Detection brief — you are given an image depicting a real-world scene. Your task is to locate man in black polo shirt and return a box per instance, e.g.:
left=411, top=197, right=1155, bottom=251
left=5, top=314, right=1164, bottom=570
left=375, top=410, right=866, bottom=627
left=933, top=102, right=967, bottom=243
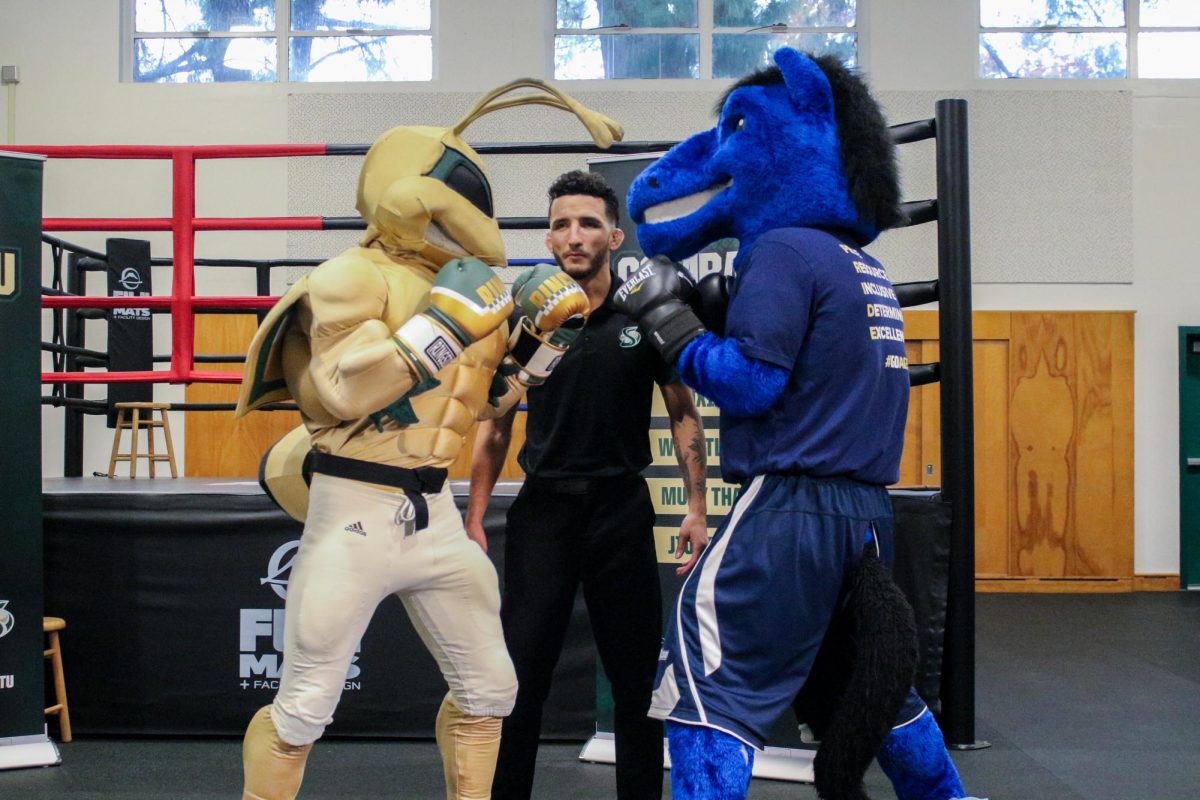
left=465, top=170, right=709, bottom=800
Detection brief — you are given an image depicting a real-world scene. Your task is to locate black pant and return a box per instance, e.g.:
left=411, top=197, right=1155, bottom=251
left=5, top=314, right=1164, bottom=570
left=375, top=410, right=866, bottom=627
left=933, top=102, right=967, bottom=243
left=493, top=474, right=664, bottom=800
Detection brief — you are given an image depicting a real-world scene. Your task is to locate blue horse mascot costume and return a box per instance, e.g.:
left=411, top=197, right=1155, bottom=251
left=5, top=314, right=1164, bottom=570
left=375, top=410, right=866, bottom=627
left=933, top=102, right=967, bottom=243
left=613, top=48, right=982, bottom=800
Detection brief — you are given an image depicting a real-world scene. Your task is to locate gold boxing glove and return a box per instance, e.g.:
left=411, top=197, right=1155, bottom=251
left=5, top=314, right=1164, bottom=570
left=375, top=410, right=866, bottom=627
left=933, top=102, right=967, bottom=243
left=504, top=263, right=589, bottom=385
left=394, top=258, right=513, bottom=383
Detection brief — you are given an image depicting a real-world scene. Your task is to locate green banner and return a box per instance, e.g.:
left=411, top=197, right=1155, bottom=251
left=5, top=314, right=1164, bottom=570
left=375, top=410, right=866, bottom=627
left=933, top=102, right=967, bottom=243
left=0, top=152, right=47, bottom=745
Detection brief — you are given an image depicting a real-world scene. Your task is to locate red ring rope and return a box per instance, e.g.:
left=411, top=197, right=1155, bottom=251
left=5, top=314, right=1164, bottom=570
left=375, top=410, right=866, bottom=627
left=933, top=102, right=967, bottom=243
left=8, top=143, right=335, bottom=385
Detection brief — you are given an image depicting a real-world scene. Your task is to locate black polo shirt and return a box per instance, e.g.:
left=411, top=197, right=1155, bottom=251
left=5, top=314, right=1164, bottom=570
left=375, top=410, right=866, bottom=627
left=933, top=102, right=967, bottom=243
left=518, top=269, right=676, bottom=479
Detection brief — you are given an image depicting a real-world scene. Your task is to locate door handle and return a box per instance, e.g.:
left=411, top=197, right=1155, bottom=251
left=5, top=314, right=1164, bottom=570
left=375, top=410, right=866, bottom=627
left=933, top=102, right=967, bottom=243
left=1188, top=458, right=1200, bottom=467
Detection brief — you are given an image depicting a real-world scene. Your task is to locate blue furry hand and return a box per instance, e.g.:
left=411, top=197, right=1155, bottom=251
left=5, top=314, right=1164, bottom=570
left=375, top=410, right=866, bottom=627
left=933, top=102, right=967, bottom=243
left=614, top=256, right=706, bottom=363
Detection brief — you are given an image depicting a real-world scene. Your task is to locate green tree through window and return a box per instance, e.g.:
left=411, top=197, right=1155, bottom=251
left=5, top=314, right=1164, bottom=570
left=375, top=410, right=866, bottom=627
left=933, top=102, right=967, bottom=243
left=132, top=0, right=430, bottom=83
left=979, top=0, right=1200, bottom=79
left=555, top=0, right=855, bottom=80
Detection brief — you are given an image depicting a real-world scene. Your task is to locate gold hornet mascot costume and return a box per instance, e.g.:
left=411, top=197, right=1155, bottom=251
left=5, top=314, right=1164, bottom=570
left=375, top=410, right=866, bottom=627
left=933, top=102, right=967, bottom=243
left=235, top=81, right=622, bottom=800
left=614, top=49, right=984, bottom=800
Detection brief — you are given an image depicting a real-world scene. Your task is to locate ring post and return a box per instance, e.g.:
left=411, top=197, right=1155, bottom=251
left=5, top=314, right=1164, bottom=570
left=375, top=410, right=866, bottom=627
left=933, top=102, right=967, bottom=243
left=0, top=150, right=60, bottom=769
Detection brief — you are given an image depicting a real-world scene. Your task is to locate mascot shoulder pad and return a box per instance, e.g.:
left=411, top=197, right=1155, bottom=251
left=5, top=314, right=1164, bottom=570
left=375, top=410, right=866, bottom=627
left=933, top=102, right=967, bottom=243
left=307, top=253, right=388, bottom=305
left=235, top=277, right=309, bottom=418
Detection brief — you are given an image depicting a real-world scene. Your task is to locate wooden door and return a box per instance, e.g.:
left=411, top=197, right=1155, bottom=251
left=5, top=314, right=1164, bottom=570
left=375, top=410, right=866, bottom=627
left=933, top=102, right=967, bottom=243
left=902, top=311, right=1133, bottom=587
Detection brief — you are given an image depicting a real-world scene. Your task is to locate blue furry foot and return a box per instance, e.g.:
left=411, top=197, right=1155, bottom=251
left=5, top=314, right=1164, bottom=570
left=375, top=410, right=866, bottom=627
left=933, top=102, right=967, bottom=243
left=666, top=721, right=754, bottom=800
left=875, top=710, right=968, bottom=800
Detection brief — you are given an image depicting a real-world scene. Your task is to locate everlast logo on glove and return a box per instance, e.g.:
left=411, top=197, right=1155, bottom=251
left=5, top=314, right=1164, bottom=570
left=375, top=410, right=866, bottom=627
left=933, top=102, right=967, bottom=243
left=615, top=263, right=655, bottom=303
left=613, top=257, right=705, bottom=363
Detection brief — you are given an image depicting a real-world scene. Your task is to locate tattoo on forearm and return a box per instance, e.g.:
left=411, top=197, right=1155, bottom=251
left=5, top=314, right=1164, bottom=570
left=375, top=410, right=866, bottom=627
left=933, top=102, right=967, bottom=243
left=675, top=430, right=707, bottom=497
left=674, top=446, right=691, bottom=495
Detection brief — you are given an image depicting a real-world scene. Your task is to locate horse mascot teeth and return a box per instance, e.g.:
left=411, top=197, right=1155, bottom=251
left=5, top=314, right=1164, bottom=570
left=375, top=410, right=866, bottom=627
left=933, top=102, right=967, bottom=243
left=616, top=47, right=981, bottom=800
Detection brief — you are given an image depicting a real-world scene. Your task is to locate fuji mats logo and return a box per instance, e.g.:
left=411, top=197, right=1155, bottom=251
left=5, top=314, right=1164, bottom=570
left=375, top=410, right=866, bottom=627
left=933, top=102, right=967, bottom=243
left=238, top=541, right=361, bottom=691
left=0, top=600, right=13, bottom=638
left=260, top=540, right=300, bottom=601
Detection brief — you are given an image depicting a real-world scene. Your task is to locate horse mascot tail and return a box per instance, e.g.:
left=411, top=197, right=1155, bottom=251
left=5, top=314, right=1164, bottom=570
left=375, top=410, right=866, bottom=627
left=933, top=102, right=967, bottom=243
left=802, top=551, right=919, bottom=800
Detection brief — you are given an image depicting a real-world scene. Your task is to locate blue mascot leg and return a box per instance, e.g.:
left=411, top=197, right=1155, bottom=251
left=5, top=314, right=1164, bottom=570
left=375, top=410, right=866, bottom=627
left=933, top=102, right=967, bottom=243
left=666, top=721, right=754, bottom=800
left=875, top=707, right=967, bottom=800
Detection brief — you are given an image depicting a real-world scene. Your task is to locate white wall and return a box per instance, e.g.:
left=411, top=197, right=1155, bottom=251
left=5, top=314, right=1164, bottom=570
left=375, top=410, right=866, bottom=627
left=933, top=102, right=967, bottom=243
left=2, top=0, right=1193, bottom=574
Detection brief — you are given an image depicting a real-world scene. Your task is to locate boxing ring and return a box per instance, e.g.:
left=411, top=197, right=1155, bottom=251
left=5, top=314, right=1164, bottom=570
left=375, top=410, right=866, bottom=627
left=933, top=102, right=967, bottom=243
left=2, top=137, right=678, bottom=755
left=1, top=101, right=977, bottom=768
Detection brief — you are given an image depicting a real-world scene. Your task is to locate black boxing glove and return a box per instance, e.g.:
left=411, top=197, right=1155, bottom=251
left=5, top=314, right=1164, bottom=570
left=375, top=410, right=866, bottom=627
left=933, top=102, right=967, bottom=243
left=688, top=271, right=731, bottom=337
left=614, top=256, right=705, bottom=362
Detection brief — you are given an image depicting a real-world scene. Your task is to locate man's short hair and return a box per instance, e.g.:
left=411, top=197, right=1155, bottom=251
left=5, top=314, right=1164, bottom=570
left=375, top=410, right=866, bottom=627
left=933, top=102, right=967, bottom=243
left=547, top=170, right=620, bottom=226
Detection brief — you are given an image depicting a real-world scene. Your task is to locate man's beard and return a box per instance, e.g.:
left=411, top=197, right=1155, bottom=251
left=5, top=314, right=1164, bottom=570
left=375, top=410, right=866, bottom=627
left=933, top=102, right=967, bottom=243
left=557, top=248, right=609, bottom=281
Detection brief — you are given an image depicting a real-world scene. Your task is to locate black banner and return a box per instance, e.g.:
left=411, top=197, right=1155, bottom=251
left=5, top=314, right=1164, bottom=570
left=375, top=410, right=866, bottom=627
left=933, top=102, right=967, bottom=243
left=105, top=238, right=153, bottom=425
left=0, top=153, right=47, bottom=742
left=890, top=491, right=953, bottom=713
left=42, top=487, right=596, bottom=738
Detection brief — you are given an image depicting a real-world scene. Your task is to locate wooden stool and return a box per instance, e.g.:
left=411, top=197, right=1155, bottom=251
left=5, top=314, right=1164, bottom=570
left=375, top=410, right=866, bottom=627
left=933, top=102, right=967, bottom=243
left=108, top=402, right=178, bottom=478
left=43, top=617, right=72, bottom=742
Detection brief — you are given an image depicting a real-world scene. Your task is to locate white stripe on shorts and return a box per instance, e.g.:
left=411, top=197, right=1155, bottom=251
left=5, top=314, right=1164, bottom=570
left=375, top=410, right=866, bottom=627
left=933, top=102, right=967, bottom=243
left=696, top=475, right=763, bottom=676
left=673, top=475, right=765, bottom=723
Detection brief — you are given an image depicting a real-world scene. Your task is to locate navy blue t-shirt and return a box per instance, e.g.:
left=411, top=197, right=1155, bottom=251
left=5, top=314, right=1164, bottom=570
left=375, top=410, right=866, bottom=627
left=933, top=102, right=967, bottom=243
left=719, top=227, right=910, bottom=486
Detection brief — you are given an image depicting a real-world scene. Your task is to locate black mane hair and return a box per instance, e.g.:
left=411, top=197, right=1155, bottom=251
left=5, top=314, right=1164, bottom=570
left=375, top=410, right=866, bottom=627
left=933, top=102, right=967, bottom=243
left=715, top=54, right=903, bottom=234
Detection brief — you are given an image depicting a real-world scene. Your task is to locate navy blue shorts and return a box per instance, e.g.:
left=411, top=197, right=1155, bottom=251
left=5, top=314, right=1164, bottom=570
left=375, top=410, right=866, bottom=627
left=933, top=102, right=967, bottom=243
left=648, top=472, right=904, bottom=748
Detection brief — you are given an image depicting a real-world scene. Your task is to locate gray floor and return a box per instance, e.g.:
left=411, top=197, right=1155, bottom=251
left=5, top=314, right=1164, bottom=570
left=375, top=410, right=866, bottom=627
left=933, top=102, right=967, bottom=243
left=5, top=593, right=1200, bottom=799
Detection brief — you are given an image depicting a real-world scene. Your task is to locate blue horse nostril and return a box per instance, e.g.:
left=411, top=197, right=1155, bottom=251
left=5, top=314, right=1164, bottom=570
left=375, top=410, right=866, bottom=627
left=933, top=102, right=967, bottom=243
left=648, top=177, right=660, bottom=188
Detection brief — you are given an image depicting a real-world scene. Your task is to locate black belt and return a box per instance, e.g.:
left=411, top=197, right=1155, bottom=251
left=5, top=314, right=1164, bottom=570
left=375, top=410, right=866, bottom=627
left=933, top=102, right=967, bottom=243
left=305, top=451, right=447, bottom=531
left=522, top=473, right=640, bottom=495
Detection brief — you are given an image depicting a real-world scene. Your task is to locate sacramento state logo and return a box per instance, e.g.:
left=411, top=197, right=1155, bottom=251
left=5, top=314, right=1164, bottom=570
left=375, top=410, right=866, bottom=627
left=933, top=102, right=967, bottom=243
left=0, top=600, right=13, bottom=639
left=619, top=326, right=642, bottom=348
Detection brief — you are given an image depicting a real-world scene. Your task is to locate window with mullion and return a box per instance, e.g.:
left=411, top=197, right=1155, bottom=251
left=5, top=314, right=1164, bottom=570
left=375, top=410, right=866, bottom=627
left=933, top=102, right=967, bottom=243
left=553, top=0, right=857, bottom=80
left=979, top=0, right=1200, bottom=80
left=554, top=0, right=700, bottom=79
left=129, top=0, right=433, bottom=83
left=1138, top=0, right=1200, bottom=78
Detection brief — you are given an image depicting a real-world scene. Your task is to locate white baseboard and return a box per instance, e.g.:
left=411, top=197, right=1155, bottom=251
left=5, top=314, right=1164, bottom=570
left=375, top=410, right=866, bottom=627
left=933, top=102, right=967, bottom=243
left=0, top=732, right=61, bottom=771
left=579, top=732, right=815, bottom=784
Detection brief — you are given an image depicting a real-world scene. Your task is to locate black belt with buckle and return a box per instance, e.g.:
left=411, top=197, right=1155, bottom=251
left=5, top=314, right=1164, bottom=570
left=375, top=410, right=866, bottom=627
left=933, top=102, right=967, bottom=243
left=305, top=451, right=447, bottom=531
